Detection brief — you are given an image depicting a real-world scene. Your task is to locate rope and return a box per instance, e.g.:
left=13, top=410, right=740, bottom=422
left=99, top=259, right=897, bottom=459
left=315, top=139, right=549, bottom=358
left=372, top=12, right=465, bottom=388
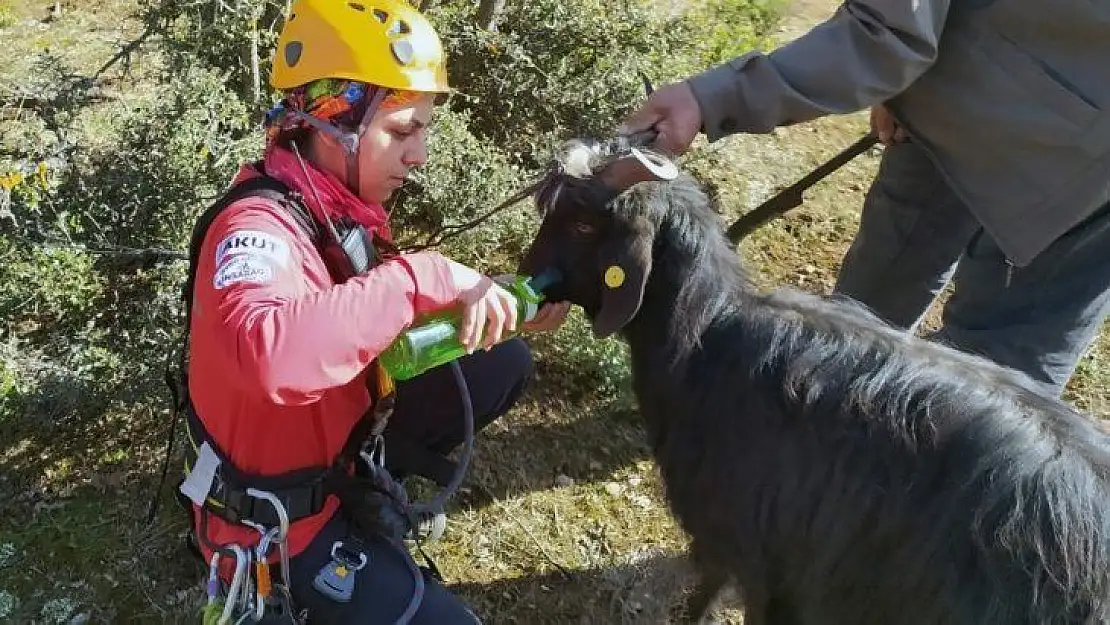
left=391, top=358, right=472, bottom=624
left=413, top=359, right=475, bottom=519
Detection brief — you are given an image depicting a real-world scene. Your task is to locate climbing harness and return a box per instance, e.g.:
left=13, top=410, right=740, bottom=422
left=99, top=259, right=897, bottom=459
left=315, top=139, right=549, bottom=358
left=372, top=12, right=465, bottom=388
left=145, top=152, right=478, bottom=624
left=183, top=357, right=475, bottom=624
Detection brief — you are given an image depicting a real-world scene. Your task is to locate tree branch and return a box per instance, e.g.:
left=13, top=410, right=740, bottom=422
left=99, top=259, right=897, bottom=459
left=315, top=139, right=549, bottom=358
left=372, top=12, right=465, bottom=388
left=94, top=23, right=159, bottom=80
left=11, top=234, right=187, bottom=262
left=476, top=0, right=506, bottom=31
left=243, top=16, right=262, bottom=111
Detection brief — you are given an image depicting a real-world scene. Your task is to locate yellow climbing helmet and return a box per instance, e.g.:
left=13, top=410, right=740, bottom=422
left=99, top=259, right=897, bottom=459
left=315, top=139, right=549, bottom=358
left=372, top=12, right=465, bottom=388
left=270, top=0, right=450, bottom=94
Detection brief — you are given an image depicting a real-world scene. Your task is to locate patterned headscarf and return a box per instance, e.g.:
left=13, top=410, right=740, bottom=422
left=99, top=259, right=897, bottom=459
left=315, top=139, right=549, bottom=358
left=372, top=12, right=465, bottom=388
left=263, top=78, right=423, bottom=147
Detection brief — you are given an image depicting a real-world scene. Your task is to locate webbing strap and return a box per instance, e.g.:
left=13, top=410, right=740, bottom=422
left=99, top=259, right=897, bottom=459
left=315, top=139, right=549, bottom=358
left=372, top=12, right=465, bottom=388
left=148, top=169, right=323, bottom=526
left=182, top=404, right=336, bottom=527
left=184, top=169, right=322, bottom=317
left=369, top=362, right=397, bottom=436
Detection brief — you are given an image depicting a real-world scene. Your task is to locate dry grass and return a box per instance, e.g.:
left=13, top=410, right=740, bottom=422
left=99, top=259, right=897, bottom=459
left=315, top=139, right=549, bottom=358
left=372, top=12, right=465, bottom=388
left=1, top=0, right=1108, bottom=623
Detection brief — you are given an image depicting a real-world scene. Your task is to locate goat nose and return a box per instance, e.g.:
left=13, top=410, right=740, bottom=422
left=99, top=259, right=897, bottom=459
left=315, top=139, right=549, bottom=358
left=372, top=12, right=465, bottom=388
left=527, top=268, right=563, bottom=294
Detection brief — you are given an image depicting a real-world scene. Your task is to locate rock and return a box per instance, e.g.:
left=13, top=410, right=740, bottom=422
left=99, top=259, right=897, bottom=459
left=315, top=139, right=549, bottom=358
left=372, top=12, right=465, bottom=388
left=554, top=474, right=575, bottom=488
left=0, top=592, right=18, bottom=620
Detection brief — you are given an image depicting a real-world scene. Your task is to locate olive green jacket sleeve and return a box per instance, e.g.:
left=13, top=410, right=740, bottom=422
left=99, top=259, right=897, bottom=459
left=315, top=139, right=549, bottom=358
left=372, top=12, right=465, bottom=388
left=687, top=0, right=952, bottom=138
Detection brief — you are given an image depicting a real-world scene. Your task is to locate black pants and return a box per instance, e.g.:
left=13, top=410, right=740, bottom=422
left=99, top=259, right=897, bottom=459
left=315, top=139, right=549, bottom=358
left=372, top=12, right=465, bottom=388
left=381, top=336, right=534, bottom=483
left=287, top=338, right=534, bottom=624
left=834, top=140, right=1110, bottom=396
left=287, top=513, right=478, bottom=624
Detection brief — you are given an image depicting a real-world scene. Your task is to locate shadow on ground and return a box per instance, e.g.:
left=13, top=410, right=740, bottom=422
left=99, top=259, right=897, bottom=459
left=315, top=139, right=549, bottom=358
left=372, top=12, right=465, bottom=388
left=447, top=548, right=742, bottom=625
left=445, top=385, right=652, bottom=511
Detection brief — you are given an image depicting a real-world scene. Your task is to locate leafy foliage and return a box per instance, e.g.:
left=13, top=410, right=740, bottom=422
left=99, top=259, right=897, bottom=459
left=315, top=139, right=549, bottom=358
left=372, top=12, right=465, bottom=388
left=0, top=240, right=104, bottom=334
left=389, top=106, right=533, bottom=268
left=135, top=0, right=288, bottom=114
left=685, top=0, right=784, bottom=67
left=430, top=0, right=680, bottom=162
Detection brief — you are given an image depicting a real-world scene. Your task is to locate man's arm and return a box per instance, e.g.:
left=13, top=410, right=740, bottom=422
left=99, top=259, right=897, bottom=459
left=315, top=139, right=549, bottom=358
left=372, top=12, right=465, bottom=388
left=688, top=0, right=952, bottom=139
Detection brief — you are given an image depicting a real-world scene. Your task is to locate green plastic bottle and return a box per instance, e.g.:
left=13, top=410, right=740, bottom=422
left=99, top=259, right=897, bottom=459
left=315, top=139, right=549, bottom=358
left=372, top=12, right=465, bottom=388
left=379, top=270, right=560, bottom=381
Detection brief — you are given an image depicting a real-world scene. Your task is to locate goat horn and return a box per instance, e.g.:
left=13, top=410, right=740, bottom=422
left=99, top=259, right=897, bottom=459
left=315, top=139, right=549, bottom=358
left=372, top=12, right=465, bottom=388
left=597, top=148, right=678, bottom=193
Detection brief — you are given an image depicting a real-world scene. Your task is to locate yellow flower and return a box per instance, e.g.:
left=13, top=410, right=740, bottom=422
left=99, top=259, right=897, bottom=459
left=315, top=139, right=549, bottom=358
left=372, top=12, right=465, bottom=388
left=0, top=171, right=25, bottom=192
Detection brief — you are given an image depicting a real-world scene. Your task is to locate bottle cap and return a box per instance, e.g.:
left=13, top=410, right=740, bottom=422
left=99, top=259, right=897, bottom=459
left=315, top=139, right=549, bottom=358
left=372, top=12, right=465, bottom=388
left=527, top=268, right=562, bottom=295
left=522, top=300, right=539, bottom=323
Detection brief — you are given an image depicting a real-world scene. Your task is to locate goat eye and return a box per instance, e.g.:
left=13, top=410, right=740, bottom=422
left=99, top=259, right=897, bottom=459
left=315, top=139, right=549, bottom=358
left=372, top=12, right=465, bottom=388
left=572, top=221, right=597, bottom=237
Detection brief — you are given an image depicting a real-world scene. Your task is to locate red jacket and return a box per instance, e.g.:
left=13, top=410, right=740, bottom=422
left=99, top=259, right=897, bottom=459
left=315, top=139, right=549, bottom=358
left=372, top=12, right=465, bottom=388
left=187, top=145, right=463, bottom=564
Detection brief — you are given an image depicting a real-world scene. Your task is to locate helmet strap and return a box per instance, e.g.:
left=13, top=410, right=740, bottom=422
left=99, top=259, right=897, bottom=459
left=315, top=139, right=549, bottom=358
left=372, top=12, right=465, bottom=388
left=345, top=87, right=391, bottom=198
left=284, top=86, right=391, bottom=198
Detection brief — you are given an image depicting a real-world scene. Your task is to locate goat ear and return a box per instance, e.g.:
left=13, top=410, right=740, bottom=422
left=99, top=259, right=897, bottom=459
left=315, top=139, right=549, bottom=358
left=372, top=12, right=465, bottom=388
left=591, top=216, right=654, bottom=338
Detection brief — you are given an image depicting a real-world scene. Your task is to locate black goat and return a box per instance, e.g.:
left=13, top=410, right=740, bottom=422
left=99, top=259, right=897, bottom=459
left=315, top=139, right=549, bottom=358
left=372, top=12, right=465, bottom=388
left=518, top=145, right=1110, bottom=624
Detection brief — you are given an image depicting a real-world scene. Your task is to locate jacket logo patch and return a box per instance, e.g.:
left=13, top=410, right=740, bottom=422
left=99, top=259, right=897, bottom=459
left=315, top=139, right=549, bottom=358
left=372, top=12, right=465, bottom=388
left=213, top=255, right=275, bottom=290
left=214, top=230, right=290, bottom=268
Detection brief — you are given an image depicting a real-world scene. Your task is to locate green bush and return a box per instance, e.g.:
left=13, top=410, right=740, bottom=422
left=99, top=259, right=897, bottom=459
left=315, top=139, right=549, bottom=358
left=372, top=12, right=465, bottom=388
left=429, top=1, right=689, bottom=166
left=684, top=0, right=786, bottom=68
left=527, top=309, right=634, bottom=402
left=0, top=240, right=105, bottom=339
left=0, top=352, right=23, bottom=415
left=389, top=106, right=534, bottom=271
left=139, top=0, right=288, bottom=115
left=0, top=57, right=256, bottom=415
left=38, top=66, right=258, bottom=251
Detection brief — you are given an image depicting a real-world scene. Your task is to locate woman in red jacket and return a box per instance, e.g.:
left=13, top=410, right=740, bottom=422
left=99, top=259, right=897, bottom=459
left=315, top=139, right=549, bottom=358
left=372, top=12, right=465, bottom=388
left=181, top=0, right=569, bottom=621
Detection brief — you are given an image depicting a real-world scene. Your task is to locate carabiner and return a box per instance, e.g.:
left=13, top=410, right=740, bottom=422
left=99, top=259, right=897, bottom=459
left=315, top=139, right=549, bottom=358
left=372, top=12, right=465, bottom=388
left=360, top=433, right=387, bottom=470
left=246, top=489, right=293, bottom=592
left=251, top=526, right=282, bottom=621
left=219, top=545, right=250, bottom=625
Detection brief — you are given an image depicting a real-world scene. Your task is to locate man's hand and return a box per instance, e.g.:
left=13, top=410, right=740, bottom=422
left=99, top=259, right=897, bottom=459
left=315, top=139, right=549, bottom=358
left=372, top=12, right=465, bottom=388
left=871, top=104, right=910, bottom=146
left=616, top=81, right=703, bottom=156
left=523, top=301, right=571, bottom=333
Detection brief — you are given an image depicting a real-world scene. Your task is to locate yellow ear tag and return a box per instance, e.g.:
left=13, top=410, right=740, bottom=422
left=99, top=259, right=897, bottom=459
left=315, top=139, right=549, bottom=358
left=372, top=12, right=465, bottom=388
left=604, top=265, right=625, bottom=289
